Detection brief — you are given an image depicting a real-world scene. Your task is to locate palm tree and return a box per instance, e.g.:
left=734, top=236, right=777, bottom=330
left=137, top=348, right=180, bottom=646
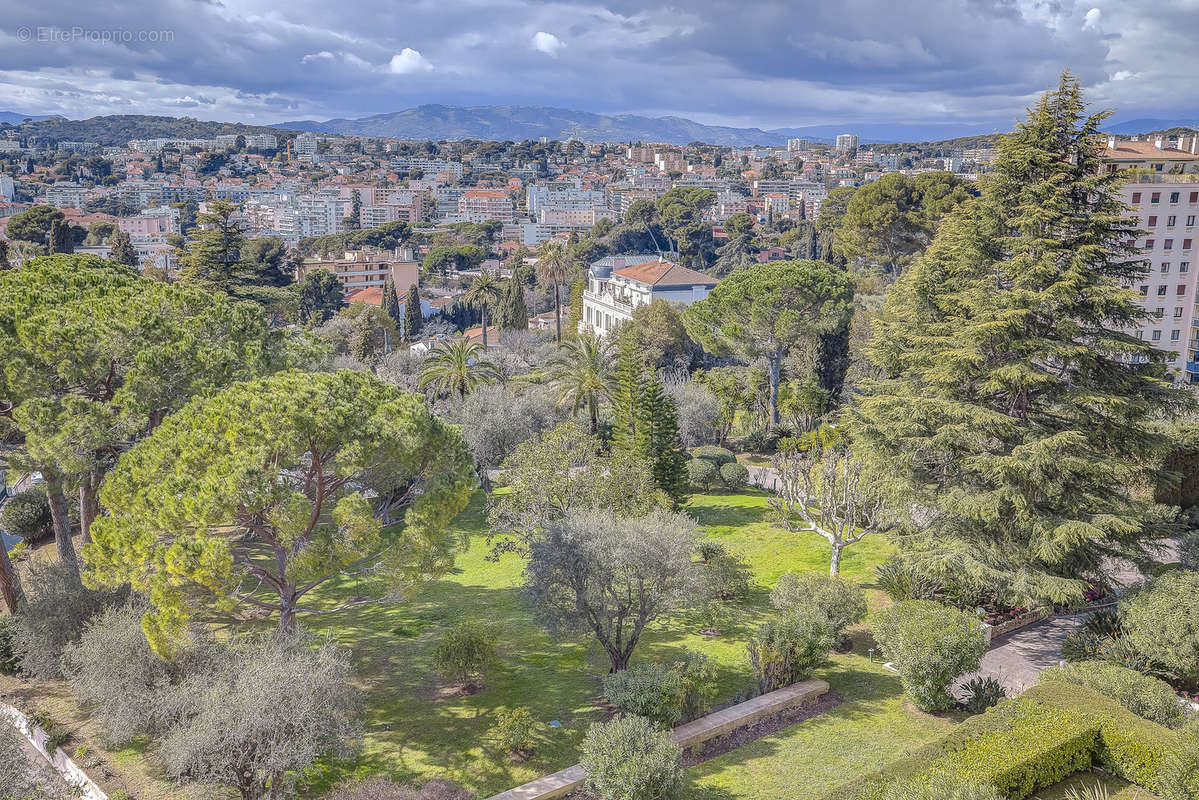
left=545, top=331, right=614, bottom=433
left=418, top=338, right=500, bottom=398
left=536, top=240, right=575, bottom=343
left=463, top=273, right=504, bottom=348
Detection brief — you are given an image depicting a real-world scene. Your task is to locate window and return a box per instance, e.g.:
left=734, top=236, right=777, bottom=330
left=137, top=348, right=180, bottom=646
left=1149, top=216, right=1158, bottom=226
left=1171, top=192, right=1181, bottom=203
left=1191, top=192, right=1199, bottom=203
left=1140, top=285, right=1149, bottom=295
left=1176, top=307, right=1185, bottom=318
left=1183, top=262, right=1191, bottom=273
left=1185, top=240, right=1194, bottom=250
left=1189, top=216, right=1197, bottom=226
left=1152, top=330, right=1163, bottom=341
left=1179, top=284, right=1188, bottom=295
left=1156, top=307, right=1165, bottom=317
left=1158, top=285, right=1169, bottom=295
left=1152, top=192, right=1161, bottom=203
left=1132, top=192, right=1142, bottom=203
left=1161, top=263, right=1171, bottom=273
left=1136, top=330, right=1145, bottom=339
left=1166, top=239, right=1175, bottom=250
left=1173, top=330, right=1182, bottom=341
left=1147, top=239, right=1156, bottom=249
left=1168, top=216, right=1177, bottom=226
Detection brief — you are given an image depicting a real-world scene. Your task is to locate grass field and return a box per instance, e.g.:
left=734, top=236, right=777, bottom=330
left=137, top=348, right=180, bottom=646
left=3, top=489, right=918, bottom=800
left=294, top=488, right=899, bottom=796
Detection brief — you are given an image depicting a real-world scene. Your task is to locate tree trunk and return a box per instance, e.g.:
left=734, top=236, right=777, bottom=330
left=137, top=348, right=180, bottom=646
left=0, top=541, right=20, bottom=613
left=278, top=591, right=298, bottom=634
left=43, top=472, right=77, bottom=567
left=829, top=541, right=843, bottom=577
left=481, top=306, right=488, bottom=348
left=78, top=469, right=101, bottom=545
left=553, top=284, right=562, bottom=343
left=766, top=350, right=781, bottom=428
left=589, top=397, right=598, bottom=434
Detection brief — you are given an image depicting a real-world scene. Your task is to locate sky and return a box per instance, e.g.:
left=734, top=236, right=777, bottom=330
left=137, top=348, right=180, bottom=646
left=0, top=0, right=1197, bottom=131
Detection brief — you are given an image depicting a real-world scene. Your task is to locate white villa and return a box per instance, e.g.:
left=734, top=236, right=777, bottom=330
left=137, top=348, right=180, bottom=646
left=580, top=254, right=718, bottom=336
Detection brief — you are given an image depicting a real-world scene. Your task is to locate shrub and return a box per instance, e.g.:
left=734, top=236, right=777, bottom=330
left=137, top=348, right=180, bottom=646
left=1039, top=661, right=1189, bottom=729
left=676, top=650, right=719, bottom=722
left=579, top=715, right=683, bottom=800
left=874, top=556, right=938, bottom=602
left=959, top=676, right=1007, bottom=714
left=0, top=490, right=53, bottom=543
left=883, top=774, right=1004, bottom=800
left=873, top=600, right=987, bottom=712
left=687, top=458, right=718, bottom=490
left=6, top=540, right=28, bottom=562
left=695, top=540, right=726, bottom=562
left=690, top=446, right=736, bottom=465
left=491, top=706, right=537, bottom=754
left=603, top=663, right=686, bottom=728
left=719, top=461, right=749, bottom=489
left=702, top=552, right=752, bottom=601
left=694, top=599, right=732, bottom=634
left=11, top=558, right=128, bottom=679
left=0, top=616, right=20, bottom=676
left=1159, top=721, right=1199, bottom=800
left=747, top=605, right=837, bottom=693
left=771, top=573, right=867, bottom=639
left=1123, top=571, right=1199, bottom=682
left=432, top=620, right=498, bottom=688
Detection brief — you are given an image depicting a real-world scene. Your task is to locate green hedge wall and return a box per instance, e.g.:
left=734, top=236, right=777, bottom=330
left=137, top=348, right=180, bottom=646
left=819, top=683, right=1180, bottom=800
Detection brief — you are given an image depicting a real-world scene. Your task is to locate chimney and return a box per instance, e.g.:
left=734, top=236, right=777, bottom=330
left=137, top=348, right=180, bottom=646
left=1154, top=136, right=1165, bottom=150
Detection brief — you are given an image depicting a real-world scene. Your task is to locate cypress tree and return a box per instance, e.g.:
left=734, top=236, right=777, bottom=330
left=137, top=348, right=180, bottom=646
left=49, top=219, right=74, bottom=254
left=404, top=282, right=423, bottom=341
left=852, top=73, right=1187, bottom=605
left=108, top=230, right=138, bottom=267
left=814, top=321, right=851, bottom=406
left=382, top=277, right=401, bottom=326
left=498, top=275, right=528, bottom=331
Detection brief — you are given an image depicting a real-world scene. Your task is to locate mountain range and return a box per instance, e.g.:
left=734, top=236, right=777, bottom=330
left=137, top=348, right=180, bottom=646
left=273, top=104, right=1012, bottom=146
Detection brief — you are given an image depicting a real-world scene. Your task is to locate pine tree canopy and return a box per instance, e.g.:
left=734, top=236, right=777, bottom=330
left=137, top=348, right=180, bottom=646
left=851, top=73, right=1190, bottom=606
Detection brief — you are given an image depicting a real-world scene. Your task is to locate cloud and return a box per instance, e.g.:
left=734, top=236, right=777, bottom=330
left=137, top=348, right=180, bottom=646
left=531, top=31, right=565, bottom=56
left=388, top=48, right=433, bottom=74
left=0, top=0, right=1194, bottom=131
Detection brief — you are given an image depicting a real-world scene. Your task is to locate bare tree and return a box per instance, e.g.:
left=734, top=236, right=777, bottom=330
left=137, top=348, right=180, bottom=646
left=770, top=447, right=886, bottom=576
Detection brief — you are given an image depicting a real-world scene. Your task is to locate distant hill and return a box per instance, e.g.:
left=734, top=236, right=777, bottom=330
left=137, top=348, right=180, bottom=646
left=274, top=104, right=1004, bottom=147
left=0, top=115, right=298, bottom=146
left=0, top=111, right=53, bottom=125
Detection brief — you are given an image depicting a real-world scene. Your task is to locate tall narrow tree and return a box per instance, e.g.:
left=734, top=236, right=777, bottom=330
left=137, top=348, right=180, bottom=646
left=108, top=230, right=138, bottom=267
left=536, top=240, right=574, bottom=342
left=463, top=273, right=503, bottom=348
left=545, top=332, right=613, bottom=433
left=381, top=277, right=401, bottom=327
left=852, top=73, right=1188, bottom=605
left=404, top=283, right=423, bottom=341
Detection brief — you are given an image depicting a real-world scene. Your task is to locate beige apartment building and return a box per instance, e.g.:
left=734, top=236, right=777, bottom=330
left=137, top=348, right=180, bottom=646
left=1103, top=137, right=1199, bottom=381
left=296, top=248, right=420, bottom=294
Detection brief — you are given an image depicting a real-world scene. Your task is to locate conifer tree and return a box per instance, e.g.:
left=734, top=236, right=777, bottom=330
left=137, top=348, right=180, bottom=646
left=498, top=274, right=528, bottom=331
left=609, top=329, right=643, bottom=452
left=48, top=219, right=74, bottom=254
left=852, top=73, right=1187, bottom=605
left=633, top=372, right=688, bottom=502
left=108, top=230, right=138, bottom=267
left=382, top=277, right=401, bottom=326
left=404, top=283, right=423, bottom=341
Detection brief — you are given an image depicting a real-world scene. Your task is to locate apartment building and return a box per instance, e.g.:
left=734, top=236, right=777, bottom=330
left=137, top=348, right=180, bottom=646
left=581, top=254, right=717, bottom=336
left=296, top=248, right=420, bottom=294
left=835, top=133, right=860, bottom=153
left=44, top=182, right=89, bottom=209
left=1104, top=138, right=1199, bottom=381
left=457, top=189, right=516, bottom=223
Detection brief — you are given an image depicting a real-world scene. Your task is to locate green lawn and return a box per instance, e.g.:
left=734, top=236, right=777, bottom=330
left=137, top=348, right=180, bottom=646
left=297, top=489, right=901, bottom=797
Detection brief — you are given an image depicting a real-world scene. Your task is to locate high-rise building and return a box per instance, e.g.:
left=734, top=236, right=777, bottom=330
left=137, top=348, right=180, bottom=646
left=1103, top=137, right=1199, bottom=381
left=835, top=133, right=859, bottom=153
left=787, top=138, right=810, bottom=152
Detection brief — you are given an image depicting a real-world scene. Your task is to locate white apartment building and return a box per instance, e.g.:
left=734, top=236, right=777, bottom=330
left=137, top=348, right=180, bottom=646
left=293, top=134, right=318, bottom=157
left=526, top=185, right=607, bottom=217
left=581, top=255, right=717, bottom=336
left=457, top=189, right=516, bottom=223
left=296, top=249, right=420, bottom=294
left=787, top=138, right=811, bottom=152
left=0, top=175, right=13, bottom=201
left=245, top=134, right=278, bottom=150
left=1104, top=138, right=1199, bottom=381
left=835, top=133, right=860, bottom=153
left=44, top=182, right=89, bottom=209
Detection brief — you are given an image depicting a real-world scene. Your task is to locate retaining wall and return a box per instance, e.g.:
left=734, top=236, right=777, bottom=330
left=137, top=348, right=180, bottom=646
left=0, top=703, right=108, bottom=800
left=485, top=677, right=830, bottom=800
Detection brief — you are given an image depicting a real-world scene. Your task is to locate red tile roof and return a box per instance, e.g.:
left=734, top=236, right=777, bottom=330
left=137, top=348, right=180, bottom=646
left=613, top=260, right=718, bottom=287
left=1104, top=141, right=1199, bottom=161
left=345, top=287, right=384, bottom=306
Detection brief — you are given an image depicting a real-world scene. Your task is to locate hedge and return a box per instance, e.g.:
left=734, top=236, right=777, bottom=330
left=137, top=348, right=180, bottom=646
left=818, top=683, right=1180, bottom=800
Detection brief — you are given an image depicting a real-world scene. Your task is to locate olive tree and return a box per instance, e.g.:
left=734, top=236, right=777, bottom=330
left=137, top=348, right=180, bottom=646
left=524, top=509, right=701, bottom=672
left=85, top=369, right=476, bottom=654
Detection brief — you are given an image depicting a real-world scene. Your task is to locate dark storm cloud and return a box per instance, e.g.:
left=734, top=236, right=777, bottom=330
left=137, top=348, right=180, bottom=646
left=0, top=0, right=1195, bottom=127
